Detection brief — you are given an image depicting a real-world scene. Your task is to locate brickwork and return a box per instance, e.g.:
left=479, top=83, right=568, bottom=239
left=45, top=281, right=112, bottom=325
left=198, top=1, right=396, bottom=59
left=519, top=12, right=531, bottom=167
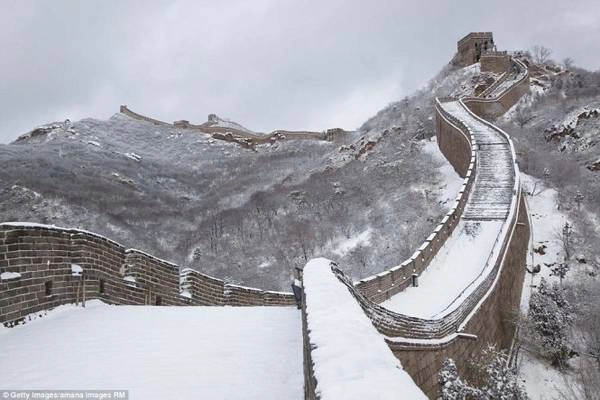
left=0, top=223, right=295, bottom=326
left=119, top=105, right=330, bottom=145
left=119, top=105, right=168, bottom=126
left=480, top=52, right=511, bottom=73
left=453, top=32, right=495, bottom=66
left=463, top=59, right=530, bottom=120
left=388, top=193, right=529, bottom=398
left=354, top=98, right=477, bottom=304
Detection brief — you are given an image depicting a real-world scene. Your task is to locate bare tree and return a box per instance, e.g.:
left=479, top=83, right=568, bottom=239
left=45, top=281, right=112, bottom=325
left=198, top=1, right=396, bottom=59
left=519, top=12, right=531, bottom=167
left=532, top=45, right=553, bottom=64
left=562, top=57, right=575, bottom=70
left=555, top=222, right=574, bottom=261
left=514, top=106, right=534, bottom=128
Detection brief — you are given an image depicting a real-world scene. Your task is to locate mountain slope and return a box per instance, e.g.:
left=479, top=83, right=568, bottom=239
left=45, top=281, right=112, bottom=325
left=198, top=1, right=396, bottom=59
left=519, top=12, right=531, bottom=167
left=0, top=64, right=483, bottom=290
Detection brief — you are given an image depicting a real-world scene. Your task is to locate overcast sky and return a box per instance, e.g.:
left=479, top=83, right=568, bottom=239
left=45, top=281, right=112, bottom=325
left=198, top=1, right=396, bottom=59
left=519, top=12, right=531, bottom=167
left=1, top=0, right=599, bottom=142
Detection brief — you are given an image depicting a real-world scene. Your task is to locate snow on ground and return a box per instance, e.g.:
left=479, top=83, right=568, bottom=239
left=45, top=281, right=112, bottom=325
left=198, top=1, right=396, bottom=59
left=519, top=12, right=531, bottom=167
left=486, top=69, right=527, bottom=98
left=422, top=138, right=463, bottom=207
left=499, top=84, right=546, bottom=124
left=519, top=349, right=585, bottom=400
left=517, top=173, right=584, bottom=399
left=0, top=301, right=303, bottom=400
left=303, top=258, right=427, bottom=400
left=382, top=220, right=503, bottom=318
left=330, top=228, right=372, bottom=257
left=518, top=174, right=568, bottom=310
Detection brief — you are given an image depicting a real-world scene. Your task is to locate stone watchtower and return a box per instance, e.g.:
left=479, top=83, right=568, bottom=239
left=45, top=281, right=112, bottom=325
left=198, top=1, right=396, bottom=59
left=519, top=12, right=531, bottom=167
left=453, top=32, right=494, bottom=66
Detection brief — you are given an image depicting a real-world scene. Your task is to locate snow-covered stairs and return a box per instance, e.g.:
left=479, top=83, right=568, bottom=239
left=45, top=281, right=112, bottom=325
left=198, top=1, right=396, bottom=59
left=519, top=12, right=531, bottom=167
left=440, top=100, right=514, bottom=220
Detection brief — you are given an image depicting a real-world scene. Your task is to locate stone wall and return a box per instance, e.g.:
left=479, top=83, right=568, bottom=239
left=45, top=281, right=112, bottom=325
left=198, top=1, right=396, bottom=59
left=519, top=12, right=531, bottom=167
left=354, top=98, right=476, bottom=304
left=119, top=105, right=327, bottom=144
left=0, top=223, right=295, bottom=326
left=453, top=32, right=494, bottom=66
left=302, top=186, right=528, bottom=398
left=301, top=53, right=531, bottom=398
left=463, top=59, right=530, bottom=120
left=387, top=192, right=529, bottom=398
left=119, top=105, right=169, bottom=126
left=480, top=52, right=511, bottom=74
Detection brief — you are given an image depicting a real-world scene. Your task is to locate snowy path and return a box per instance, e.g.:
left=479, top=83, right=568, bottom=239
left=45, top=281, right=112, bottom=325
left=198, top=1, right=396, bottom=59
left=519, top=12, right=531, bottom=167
left=441, top=101, right=514, bottom=220
left=0, top=301, right=303, bottom=400
left=486, top=70, right=527, bottom=98
left=382, top=100, right=514, bottom=318
left=382, top=220, right=502, bottom=318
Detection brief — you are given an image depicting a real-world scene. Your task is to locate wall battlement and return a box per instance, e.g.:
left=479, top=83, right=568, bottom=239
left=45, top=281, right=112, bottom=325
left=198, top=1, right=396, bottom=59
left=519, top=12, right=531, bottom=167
left=0, top=223, right=295, bottom=326
left=454, top=32, right=495, bottom=66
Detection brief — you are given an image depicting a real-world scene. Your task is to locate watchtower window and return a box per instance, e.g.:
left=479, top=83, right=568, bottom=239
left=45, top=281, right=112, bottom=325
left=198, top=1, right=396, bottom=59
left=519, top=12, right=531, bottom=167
left=99, top=279, right=105, bottom=294
left=155, top=295, right=162, bottom=306
left=44, top=281, right=53, bottom=296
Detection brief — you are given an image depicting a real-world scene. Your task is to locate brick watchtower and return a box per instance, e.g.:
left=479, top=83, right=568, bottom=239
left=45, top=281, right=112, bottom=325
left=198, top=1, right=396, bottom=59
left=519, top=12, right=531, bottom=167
left=452, top=32, right=494, bottom=66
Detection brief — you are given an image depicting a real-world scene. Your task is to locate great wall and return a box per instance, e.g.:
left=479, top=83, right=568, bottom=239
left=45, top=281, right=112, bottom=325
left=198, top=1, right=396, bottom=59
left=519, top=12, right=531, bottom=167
left=0, top=32, right=531, bottom=399
left=119, top=105, right=345, bottom=148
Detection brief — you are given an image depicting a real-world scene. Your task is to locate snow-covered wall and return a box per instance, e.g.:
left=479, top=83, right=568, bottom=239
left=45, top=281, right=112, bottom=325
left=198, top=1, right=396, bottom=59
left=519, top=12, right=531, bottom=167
left=354, top=97, right=478, bottom=304
left=119, top=105, right=169, bottom=126
left=462, top=58, right=530, bottom=119
left=0, top=223, right=295, bottom=326
left=301, top=258, right=427, bottom=400
left=310, top=52, right=531, bottom=398
left=388, top=192, right=530, bottom=397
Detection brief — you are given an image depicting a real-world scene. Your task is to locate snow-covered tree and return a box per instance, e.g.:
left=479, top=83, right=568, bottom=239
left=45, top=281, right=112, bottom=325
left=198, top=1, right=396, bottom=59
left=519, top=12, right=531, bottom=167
left=529, top=278, right=576, bottom=368
left=439, top=349, right=528, bottom=400
left=439, top=358, right=478, bottom=400
left=562, top=57, right=575, bottom=70
left=470, top=345, right=528, bottom=400
left=560, top=222, right=574, bottom=261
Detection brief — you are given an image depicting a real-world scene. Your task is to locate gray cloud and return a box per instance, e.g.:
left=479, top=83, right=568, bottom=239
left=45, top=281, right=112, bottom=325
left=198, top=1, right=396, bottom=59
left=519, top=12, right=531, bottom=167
left=1, top=0, right=599, bottom=142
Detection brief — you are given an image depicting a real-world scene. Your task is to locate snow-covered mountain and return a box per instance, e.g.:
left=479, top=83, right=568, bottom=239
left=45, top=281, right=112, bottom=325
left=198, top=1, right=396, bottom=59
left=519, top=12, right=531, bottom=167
left=0, top=62, right=521, bottom=291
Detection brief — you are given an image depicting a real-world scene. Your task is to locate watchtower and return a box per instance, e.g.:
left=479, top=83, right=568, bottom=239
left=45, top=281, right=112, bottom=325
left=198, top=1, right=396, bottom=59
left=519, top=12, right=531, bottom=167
left=453, top=32, right=495, bottom=66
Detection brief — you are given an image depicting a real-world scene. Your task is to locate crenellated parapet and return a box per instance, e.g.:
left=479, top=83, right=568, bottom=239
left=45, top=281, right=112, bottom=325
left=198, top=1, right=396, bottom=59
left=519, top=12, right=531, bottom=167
left=0, top=223, right=295, bottom=326
left=453, top=32, right=495, bottom=66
